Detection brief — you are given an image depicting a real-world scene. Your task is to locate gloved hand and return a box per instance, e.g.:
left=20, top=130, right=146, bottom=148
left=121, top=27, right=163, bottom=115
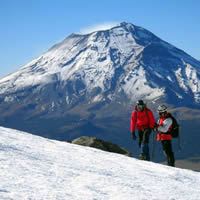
left=153, top=127, right=158, bottom=132
left=131, top=131, right=137, bottom=140
left=153, top=124, right=158, bottom=132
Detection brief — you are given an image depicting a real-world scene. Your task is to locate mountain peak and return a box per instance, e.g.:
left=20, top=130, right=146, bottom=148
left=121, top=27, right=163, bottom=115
left=119, top=21, right=135, bottom=28
left=77, top=21, right=140, bottom=36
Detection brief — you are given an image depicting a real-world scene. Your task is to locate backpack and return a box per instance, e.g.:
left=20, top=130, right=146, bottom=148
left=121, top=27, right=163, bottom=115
left=169, top=114, right=179, bottom=138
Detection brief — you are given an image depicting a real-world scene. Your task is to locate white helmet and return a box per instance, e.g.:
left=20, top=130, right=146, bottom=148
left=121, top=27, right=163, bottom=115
left=157, top=105, right=167, bottom=113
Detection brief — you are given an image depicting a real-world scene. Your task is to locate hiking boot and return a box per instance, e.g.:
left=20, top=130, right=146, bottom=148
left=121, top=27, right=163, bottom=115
left=139, top=154, right=147, bottom=160
left=140, top=143, right=150, bottom=161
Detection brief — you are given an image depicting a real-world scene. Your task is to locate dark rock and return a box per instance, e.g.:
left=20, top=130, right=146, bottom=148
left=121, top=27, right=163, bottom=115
left=72, top=136, right=131, bottom=156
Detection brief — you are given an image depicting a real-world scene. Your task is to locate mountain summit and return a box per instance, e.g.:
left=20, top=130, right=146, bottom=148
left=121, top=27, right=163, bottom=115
left=0, top=22, right=200, bottom=158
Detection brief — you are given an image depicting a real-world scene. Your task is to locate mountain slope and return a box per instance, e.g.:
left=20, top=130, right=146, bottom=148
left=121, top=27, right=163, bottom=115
left=1, top=126, right=200, bottom=200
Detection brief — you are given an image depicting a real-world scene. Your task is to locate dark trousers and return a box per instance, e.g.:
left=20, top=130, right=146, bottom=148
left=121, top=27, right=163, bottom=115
left=138, top=129, right=151, bottom=160
left=161, top=140, right=175, bottom=167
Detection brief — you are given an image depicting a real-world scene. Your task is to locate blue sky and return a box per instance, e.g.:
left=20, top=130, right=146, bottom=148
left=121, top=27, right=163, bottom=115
left=0, top=0, right=200, bottom=77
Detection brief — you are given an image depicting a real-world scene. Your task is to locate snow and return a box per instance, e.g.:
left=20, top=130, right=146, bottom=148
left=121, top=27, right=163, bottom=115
left=122, top=66, right=165, bottom=100
left=167, top=76, right=173, bottom=82
left=0, top=22, right=200, bottom=105
left=175, top=68, right=189, bottom=92
left=185, top=64, right=200, bottom=93
left=0, top=23, right=145, bottom=97
left=1, top=126, right=200, bottom=200
left=174, top=64, right=200, bottom=102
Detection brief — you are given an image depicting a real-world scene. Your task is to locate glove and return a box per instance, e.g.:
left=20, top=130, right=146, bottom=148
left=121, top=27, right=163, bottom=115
left=131, top=131, right=137, bottom=140
left=153, top=123, right=158, bottom=132
left=153, top=127, right=158, bottom=132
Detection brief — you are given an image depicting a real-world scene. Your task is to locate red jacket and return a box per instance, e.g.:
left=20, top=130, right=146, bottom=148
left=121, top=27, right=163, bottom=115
left=130, top=107, right=155, bottom=132
left=156, top=114, right=172, bottom=141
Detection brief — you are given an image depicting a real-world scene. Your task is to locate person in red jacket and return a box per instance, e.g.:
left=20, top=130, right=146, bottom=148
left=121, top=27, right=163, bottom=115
left=130, top=100, right=155, bottom=161
left=156, top=105, right=175, bottom=167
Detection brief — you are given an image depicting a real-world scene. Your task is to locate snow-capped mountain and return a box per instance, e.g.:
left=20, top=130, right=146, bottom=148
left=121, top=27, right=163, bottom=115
left=0, top=22, right=200, bottom=166
left=1, top=22, right=200, bottom=106
left=1, top=126, right=200, bottom=200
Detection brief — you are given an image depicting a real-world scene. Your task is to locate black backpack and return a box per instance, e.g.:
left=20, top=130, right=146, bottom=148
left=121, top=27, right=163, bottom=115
left=169, top=114, right=179, bottom=138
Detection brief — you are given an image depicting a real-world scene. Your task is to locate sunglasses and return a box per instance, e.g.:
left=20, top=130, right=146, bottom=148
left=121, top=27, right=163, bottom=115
left=137, top=105, right=144, bottom=109
left=159, top=112, right=166, bottom=115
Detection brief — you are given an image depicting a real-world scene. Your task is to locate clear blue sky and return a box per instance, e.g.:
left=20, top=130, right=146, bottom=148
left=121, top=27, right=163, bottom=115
left=0, top=0, right=199, bottom=78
